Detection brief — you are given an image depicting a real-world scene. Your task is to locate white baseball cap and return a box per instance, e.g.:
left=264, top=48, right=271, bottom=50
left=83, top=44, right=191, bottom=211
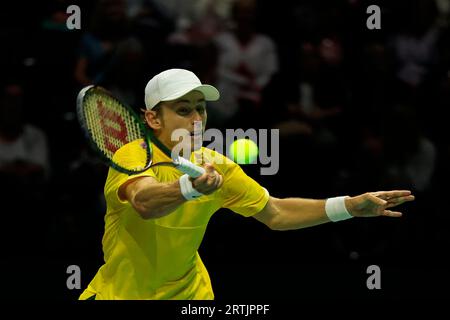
left=144, top=69, right=220, bottom=110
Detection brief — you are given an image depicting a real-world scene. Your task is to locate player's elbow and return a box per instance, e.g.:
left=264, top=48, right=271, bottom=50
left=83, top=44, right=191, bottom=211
left=261, top=213, right=283, bottom=231
left=133, top=201, right=168, bottom=220
left=254, top=198, right=286, bottom=231
left=266, top=216, right=287, bottom=231
left=131, top=196, right=162, bottom=220
left=265, top=208, right=292, bottom=231
left=134, top=204, right=157, bottom=220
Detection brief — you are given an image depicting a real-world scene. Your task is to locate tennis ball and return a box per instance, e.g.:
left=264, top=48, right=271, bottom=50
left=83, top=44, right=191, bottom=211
left=229, top=139, right=259, bottom=164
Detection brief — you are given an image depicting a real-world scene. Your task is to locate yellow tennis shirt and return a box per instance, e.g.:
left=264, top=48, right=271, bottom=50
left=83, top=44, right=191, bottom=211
left=79, top=139, right=269, bottom=300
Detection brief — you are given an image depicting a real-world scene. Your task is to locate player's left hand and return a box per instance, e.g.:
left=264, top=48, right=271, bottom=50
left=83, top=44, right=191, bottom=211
left=345, top=190, right=415, bottom=218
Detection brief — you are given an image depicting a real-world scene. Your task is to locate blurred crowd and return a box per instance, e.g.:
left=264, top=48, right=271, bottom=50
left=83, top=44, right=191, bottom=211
left=1, top=0, right=449, bottom=299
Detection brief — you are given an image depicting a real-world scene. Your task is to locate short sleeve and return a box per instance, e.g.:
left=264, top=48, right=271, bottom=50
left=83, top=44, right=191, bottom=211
left=104, top=140, right=158, bottom=208
left=220, top=162, right=270, bottom=217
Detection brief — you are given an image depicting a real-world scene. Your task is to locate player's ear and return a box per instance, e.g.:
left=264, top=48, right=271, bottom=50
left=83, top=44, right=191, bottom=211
left=145, top=110, right=162, bottom=130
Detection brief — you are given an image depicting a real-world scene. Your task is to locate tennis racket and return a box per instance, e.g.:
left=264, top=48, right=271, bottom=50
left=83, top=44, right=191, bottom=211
left=76, top=85, right=205, bottom=177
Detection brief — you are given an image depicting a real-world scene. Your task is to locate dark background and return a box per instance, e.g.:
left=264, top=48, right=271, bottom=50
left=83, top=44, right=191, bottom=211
left=0, top=0, right=449, bottom=301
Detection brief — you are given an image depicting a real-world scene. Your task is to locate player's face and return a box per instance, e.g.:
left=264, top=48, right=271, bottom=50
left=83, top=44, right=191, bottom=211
left=158, top=90, right=207, bottom=152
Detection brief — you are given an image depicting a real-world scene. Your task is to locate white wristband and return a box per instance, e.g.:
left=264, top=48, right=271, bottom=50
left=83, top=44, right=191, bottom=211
left=325, top=196, right=353, bottom=222
left=179, top=174, right=203, bottom=200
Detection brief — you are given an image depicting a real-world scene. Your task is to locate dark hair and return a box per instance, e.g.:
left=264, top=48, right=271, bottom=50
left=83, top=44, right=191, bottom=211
left=152, top=102, right=163, bottom=117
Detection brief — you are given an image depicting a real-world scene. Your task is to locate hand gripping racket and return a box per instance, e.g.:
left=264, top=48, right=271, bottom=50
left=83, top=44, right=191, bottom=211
left=76, top=85, right=205, bottom=178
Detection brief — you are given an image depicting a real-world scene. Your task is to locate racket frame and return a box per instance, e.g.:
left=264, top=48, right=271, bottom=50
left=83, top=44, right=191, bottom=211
left=76, top=85, right=153, bottom=175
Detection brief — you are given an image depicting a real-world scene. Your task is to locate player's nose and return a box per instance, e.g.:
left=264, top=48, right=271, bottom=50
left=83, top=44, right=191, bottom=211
left=192, top=110, right=203, bottom=122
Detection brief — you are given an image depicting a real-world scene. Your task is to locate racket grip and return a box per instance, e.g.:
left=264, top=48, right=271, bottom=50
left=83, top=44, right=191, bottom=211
left=173, top=157, right=205, bottom=178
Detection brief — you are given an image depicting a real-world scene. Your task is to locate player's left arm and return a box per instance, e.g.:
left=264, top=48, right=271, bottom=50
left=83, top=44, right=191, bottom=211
left=253, top=190, right=415, bottom=231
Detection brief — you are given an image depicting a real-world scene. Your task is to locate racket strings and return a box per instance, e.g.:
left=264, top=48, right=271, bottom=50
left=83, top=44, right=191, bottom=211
left=84, top=94, right=144, bottom=157
left=79, top=87, right=156, bottom=174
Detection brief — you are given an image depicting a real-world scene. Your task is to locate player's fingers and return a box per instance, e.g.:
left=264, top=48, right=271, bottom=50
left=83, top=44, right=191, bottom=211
left=197, top=172, right=216, bottom=191
left=381, top=210, right=403, bottom=218
left=206, top=174, right=217, bottom=188
left=199, top=172, right=222, bottom=194
left=194, top=180, right=211, bottom=194
left=194, top=166, right=221, bottom=193
left=207, top=172, right=222, bottom=189
left=212, top=173, right=223, bottom=190
left=217, top=174, right=224, bottom=189
left=385, top=195, right=415, bottom=208
left=193, top=174, right=208, bottom=186
left=203, top=163, right=215, bottom=175
left=373, top=190, right=412, bottom=200
left=192, top=171, right=212, bottom=190
left=193, top=165, right=214, bottom=184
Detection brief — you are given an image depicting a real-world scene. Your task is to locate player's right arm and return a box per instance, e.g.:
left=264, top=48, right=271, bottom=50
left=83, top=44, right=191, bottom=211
left=120, top=164, right=223, bottom=219
left=120, top=176, right=187, bottom=219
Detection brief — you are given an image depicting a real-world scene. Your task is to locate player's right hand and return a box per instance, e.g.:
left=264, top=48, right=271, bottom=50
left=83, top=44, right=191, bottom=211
left=192, top=163, right=223, bottom=195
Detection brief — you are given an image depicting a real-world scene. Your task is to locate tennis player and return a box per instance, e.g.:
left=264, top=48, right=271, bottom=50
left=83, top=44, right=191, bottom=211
left=79, top=69, right=415, bottom=300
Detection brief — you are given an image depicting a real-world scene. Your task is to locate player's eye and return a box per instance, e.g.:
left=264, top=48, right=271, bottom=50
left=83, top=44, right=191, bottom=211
left=177, top=107, right=191, bottom=115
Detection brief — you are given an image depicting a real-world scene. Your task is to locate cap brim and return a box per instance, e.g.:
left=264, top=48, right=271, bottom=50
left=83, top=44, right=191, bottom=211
left=161, top=84, right=220, bottom=102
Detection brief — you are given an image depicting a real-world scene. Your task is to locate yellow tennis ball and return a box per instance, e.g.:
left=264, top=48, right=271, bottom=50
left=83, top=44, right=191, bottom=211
left=229, top=139, right=259, bottom=164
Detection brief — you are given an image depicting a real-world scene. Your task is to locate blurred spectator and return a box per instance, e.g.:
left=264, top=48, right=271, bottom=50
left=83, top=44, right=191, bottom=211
left=41, top=0, right=82, bottom=31
left=351, top=41, right=396, bottom=116
left=351, top=104, right=436, bottom=194
left=162, top=0, right=232, bottom=88
left=337, top=103, right=437, bottom=263
left=382, top=105, right=436, bottom=193
left=166, top=0, right=232, bottom=46
left=32, top=1, right=84, bottom=139
left=435, top=0, right=450, bottom=26
left=125, top=0, right=175, bottom=78
left=273, top=34, right=349, bottom=197
left=286, top=38, right=347, bottom=136
left=0, top=84, right=50, bottom=257
left=207, top=0, right=279, bottom=129
left=0, top=84, right=50, bottom=183
left=422, top=20, right=450, bottom=146
left=389, top=0, right=440, bottom=99
left=107, top=38, right=146, bottom=106
left=74, top=0, right=143, bottom=88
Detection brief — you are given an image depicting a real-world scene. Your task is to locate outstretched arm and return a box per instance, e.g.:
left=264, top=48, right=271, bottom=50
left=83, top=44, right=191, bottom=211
left=253, top=190, right=415, bottom=231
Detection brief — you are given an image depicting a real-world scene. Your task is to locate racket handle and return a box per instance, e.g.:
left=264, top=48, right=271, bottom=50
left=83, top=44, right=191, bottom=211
left=173, top=157, right=205, bottom=178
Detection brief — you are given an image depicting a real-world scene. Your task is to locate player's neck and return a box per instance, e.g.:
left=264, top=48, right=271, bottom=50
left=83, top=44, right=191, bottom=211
left=148, top=132, right=173, bottom=159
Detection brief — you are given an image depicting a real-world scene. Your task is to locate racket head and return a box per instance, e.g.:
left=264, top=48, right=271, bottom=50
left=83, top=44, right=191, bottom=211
left=76, top=85, right=153, bottom=175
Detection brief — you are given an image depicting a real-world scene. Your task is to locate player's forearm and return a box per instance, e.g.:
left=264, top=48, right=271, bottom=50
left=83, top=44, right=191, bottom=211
left=271, top=197, right=331, bottom=230
left=132, top=181, right=187, bottom=219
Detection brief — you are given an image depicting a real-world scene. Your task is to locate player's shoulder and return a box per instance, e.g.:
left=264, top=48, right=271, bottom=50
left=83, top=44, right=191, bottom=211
left=113, top=139, right=147, bottom=160
left=106, top=140, right=148, bottom=189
